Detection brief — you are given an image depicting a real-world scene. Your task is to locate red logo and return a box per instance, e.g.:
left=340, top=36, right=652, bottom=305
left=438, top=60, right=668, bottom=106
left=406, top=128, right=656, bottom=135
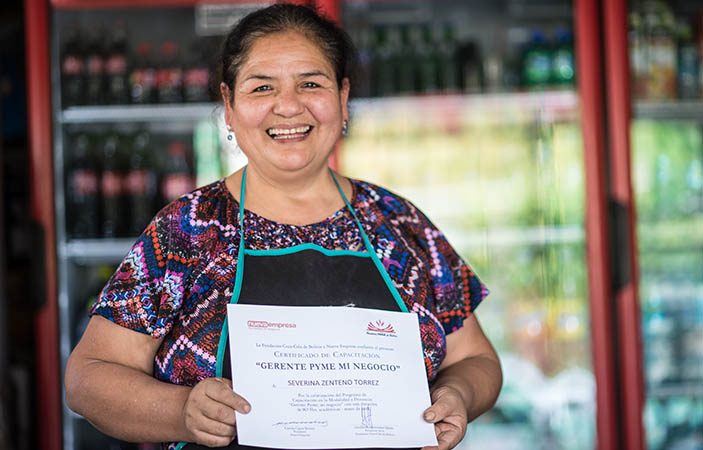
left=367, top=320, right=396, bottom=336
left=247, top=320, right=296, bottom=330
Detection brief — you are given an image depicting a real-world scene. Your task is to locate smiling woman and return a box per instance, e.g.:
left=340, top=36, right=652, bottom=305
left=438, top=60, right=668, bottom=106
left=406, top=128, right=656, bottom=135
left=63, top=4, right=502, bottom=450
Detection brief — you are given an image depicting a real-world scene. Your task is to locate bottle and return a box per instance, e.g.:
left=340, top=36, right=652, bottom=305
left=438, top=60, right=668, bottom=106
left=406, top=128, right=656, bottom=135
left=129, top=42, right=157, bottom=104
left=352, top=27, right=374, bottom=98
left=433, top=24, right=459, bottom=93
left=66, top=132, right=99, bottom=238
left=194, top=119, right=223, bottom=187
left=161, top=140, right=195, bottom=203
left=60, top=29, right=85, bottom=107
left=156, top=41, right=184, bottom=104
left=677, top=22, right=699, bottom=99
left=697, top=12, right=703, bottom=98
left=395, top=25, right=416, bottom=95
left=522, top=31, right=551, bottom=89
left=551, top=29, right=575, bottom=86
left=644, top=2, right=677, bottom=99
left=125, top=130, right=157, bottom=236
left=412, top=24, right=438, bottom=94
left=104, top=21, right=129, bottom=105
left=372, top=26, right=396, bottom=97
left=630, top=11, right=649, bottom=99
left=183, top=43, right=211, bottom=103
left=457, top=39, right=483, bottom=93
left=84, top=28, right=106, bottom=105
left=100, top=132, right=126, bottom=238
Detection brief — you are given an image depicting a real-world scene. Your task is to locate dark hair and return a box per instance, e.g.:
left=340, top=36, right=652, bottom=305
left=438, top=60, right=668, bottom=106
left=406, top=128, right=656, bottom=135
left=214, top=3, right=358, bottom=102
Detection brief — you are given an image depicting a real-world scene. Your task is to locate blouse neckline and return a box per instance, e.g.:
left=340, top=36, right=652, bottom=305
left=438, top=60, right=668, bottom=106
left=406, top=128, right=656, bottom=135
left=216, top=177, right=360, bottom=229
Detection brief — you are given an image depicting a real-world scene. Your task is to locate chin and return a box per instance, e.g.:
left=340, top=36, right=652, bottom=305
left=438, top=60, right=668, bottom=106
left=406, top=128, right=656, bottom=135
left=270, top=154, right=324, bottom=174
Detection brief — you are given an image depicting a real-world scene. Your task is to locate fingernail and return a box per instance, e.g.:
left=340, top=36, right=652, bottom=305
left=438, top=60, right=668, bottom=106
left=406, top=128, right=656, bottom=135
left=424, top=412, right=435, bottom=421
left=243, top=404, right=251, bottom=413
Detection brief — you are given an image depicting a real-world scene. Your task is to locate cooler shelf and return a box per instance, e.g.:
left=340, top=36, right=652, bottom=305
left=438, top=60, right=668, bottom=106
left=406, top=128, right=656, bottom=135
left=61, top=103, right=218, bottom=124
left=648, top=383, right=703, bottom=399
left=634, top=100, right=703, bottom=121
left=64, top=238, right=135, bottom=263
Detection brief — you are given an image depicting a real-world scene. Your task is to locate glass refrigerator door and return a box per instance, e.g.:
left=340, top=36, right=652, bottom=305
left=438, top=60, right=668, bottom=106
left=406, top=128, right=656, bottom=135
left=629, top=2, right=703, bottom=448
left=52, top=5, right=247, bottom=449
left=340, top=1, right=594, bottom=449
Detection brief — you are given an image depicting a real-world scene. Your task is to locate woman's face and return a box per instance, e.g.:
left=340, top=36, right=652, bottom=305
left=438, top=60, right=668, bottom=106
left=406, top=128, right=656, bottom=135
left=222, top=31, right=349, bottom=178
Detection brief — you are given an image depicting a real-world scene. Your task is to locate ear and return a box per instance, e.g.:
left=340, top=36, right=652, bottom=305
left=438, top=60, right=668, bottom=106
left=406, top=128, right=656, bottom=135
left=220, top=82, right=234, bottom=124
left=340, top=78, right=350, bottom=122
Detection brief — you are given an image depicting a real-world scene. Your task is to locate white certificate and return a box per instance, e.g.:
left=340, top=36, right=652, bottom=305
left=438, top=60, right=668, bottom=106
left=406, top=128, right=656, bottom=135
left=227, top=304, right=438, bottom=449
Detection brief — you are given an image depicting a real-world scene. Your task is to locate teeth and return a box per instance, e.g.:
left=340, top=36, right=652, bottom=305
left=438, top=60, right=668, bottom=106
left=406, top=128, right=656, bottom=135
left=267, top=126, right=311, bottom=137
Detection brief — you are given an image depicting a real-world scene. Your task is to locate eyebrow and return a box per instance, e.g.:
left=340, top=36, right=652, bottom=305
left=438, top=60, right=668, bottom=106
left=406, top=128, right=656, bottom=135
left=241, top=71, right=332, bottom=82
left=298, top=71, right=331, bottom=80
left=242, top=74, right=274, bottom=82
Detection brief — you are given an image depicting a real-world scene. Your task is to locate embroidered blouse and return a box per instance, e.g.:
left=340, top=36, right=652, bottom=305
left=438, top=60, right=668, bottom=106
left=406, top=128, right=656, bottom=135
left=92, top=177, right=488, bottom=388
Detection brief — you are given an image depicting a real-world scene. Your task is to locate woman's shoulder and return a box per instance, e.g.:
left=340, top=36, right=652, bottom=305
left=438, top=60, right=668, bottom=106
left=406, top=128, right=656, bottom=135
left=349, top=178, right=423, bottom=221
left=151, top=178, right=239, bottom=235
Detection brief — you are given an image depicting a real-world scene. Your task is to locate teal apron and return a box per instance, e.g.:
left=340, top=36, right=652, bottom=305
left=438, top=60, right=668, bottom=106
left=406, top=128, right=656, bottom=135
left=178, top=167, right=418, bottom=450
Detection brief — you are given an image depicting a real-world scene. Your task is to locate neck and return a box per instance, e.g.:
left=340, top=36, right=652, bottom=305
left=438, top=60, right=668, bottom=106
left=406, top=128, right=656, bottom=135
left=226, top=164, right=352, bottom=226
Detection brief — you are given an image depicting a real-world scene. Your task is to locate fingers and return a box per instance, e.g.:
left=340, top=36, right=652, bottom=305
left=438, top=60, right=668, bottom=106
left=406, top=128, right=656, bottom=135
left=422, top=386, right=468, bottom=450
left=435, top=422, right=462, bottom=450
left=425, top=386, right=466, bottom=422
left=205, top=378, right=251, bottom=413
left=188, top=428, right=235, bottom=448
left=201, top=399, right=237, bottom=425
left=183, top=377, right=251, bottom=446
left=197, top=414, right=237, bottom=438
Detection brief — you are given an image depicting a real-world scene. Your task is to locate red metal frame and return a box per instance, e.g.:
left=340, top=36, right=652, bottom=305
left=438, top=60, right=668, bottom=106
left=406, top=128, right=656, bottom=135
left=575, top=0, right=619, bottom=449
left=24, top=0, right=62, bottom=449
left=603, top=1, right=645, bottom=449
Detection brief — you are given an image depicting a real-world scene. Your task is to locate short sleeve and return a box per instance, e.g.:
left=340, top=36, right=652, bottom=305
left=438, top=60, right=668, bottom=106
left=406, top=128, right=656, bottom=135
left=90, top=201, right=194, bottom=339
left=404, top=202, right=489, bottom=336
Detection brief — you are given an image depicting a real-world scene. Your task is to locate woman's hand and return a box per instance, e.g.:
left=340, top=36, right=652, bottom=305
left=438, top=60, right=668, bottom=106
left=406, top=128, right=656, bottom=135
left=421, top=385, right=470, bottom=450
left=182, top=377, right=251, bottom=448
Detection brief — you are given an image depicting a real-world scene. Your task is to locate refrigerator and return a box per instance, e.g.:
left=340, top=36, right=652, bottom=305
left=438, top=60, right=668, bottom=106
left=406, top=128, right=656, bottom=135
left=22, top=0, right=702, bottom=449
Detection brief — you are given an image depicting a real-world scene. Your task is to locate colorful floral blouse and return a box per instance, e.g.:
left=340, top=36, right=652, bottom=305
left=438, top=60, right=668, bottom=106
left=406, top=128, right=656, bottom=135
left=92, top=178, right=488, bottom=388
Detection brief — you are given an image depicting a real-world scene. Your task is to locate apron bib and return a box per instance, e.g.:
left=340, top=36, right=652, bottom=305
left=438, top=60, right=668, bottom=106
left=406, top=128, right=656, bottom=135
left=178, top=168, right=417, bottom=450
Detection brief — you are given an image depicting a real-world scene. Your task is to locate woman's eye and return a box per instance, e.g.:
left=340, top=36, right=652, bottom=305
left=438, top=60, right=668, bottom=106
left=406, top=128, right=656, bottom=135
left=302, top=81, right=320, bottom=89
left=252, top=85, right=272, bottom=93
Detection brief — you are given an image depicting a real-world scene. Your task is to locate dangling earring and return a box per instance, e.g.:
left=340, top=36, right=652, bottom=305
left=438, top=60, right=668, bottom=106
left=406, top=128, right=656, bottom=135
left=342, top=120, right=349, bottom=137
left=226, top=124, right=234, bottom=141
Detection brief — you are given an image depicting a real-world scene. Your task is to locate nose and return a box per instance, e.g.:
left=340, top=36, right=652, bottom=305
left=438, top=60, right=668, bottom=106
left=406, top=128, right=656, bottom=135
left=272, top=86, right=304, bottom=117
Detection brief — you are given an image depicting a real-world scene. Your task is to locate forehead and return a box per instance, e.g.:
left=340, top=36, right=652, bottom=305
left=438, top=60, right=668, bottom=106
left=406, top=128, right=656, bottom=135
left=240, top=31, right=334, bottom=76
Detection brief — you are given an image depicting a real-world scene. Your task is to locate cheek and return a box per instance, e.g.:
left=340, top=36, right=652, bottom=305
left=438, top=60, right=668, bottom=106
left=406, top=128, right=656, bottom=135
left=308, top=95, right=343, bottom=123
left=233, top=101, right=270, bottom=128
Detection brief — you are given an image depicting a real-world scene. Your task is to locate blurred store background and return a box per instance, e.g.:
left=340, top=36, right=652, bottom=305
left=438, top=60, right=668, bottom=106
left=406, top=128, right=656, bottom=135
left=1, top=0, right=701, bottom=449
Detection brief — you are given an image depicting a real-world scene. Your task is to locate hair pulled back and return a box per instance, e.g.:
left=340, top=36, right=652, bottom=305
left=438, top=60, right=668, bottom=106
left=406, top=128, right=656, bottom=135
left=215, top=3, right=357, bottom=101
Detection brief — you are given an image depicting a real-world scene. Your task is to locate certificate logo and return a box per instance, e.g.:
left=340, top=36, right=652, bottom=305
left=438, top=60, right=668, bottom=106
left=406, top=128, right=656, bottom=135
left=366, top=320, right=396, bottom=337
left=247, top=320, right=296, bottom=330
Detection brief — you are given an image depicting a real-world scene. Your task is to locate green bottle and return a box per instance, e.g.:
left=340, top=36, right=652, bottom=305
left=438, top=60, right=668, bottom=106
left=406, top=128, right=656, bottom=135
left=522, top=31, right=551, bottom=88
left=551, top=29, right=575, bottom=86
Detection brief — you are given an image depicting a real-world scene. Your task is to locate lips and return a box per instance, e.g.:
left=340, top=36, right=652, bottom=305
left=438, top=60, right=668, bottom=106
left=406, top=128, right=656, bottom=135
left=266, top=125, right=312, bottom=140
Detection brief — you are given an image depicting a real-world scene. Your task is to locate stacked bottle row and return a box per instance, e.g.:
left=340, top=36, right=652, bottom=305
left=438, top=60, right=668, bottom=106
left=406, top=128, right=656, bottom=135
left=350, top=23, right=574, bottom=97
left=60, top=22, right=215, bottom=107
left=65, top=130, right=196, bottom=239
left=629, top=2, right=703, bottom=100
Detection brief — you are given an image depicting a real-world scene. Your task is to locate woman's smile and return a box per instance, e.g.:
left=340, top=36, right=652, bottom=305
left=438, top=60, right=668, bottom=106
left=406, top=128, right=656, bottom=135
left=266, top=124, right=314, bottom=140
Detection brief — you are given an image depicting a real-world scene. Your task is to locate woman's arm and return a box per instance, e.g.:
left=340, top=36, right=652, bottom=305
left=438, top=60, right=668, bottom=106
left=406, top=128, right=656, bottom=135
left=65, top=315, right=249, bottom=447
left=422, top=314, right=503, bottom=450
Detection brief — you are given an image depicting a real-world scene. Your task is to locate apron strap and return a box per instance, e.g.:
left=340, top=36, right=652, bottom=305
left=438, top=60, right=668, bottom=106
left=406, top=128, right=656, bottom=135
left=216, top=168, right=249, bottom=376
left=330, top=169, right=408, bottom=312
